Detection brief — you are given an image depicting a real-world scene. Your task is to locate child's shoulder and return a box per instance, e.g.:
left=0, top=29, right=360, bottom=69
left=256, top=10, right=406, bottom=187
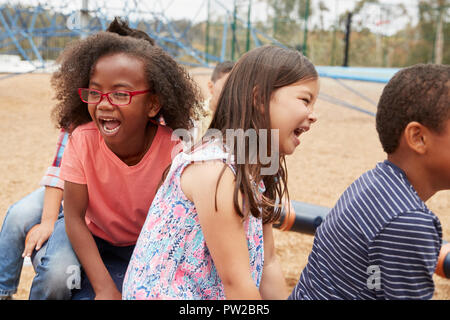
left=153, top=125, right=181, bottom=157
left=177, top=139, right=233, bottom=184
left=182, top=138, right=232, bottom=164
left=157, top=124, right=176, bottom=140
left=180, top=156, right=236, bottom=204
left=358, top=160, right=410, bottom=192
left=337, top=160, right=431, bottom=221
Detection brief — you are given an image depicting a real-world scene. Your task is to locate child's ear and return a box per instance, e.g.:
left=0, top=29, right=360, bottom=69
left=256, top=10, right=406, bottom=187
left=147, top=95, right=161, bottom=118
left=404, top=121, right=428, bottom=154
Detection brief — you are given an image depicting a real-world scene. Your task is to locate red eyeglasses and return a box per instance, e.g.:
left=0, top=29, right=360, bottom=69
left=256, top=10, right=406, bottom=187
left=78, top=88, right=150, bottom=106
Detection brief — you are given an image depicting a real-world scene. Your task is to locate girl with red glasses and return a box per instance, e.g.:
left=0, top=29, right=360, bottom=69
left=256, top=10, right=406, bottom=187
left=49, top=18, right=202, bottom=300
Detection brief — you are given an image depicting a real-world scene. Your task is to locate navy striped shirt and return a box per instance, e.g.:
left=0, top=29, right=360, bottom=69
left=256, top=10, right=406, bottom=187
left=289, top=160, right=442, bottom=300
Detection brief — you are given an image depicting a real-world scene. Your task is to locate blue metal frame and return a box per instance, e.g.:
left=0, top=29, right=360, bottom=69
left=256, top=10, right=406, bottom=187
left=0, top=0, right=291, bottom=71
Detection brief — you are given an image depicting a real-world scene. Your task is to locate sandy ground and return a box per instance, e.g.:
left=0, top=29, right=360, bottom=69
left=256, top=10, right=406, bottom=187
left=0, top=70, right=449, bottom=300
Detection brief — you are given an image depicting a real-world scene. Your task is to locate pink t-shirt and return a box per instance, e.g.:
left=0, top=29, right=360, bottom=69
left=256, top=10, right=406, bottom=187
left=60, top=121, right=180, bottom=246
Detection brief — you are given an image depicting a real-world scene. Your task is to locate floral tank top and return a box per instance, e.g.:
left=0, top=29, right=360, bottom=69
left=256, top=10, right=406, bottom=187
left=122, top=139, right=264, bottom=300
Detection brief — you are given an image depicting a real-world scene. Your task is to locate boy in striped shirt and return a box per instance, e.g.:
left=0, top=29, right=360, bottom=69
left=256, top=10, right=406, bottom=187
left=290, top=64, right=450, bottom=300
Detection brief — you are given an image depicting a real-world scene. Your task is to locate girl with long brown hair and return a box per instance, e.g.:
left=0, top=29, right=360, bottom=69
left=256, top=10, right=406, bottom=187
left=123, top=45, right=319, bottom=300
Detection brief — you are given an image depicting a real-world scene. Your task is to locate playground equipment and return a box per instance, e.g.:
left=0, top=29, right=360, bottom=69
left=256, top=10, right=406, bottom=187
left=436, top=241, right=450, bottom=279
left=0, top=0, right=285, bottom=71
left=0, top=0, right=402, bottom=120
left=275, top=200, right=450, bottom=279
left=274, top=200, right=329, bottom=235
left=1, top=0, right=444, bottom=72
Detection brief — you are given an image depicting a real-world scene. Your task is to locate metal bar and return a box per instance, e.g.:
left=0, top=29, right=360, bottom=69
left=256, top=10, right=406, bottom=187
left=302, top=0, right=310, bottom=55
left=246, top=0, right=252, bottom=52
left=205, top=0, right=210, bottom=63
left=319, top=92, right=376, bottom=117
left=0, top=9, right=32, bottom=63
left=231, top=0, right=237, bottom=61
left=220, top=18, right=228, bottom=62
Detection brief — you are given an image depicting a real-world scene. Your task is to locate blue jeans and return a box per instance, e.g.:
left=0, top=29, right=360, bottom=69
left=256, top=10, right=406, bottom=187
left=71, top=236, right=135, bottom=300
left=0, top=187, right=80, bottom=299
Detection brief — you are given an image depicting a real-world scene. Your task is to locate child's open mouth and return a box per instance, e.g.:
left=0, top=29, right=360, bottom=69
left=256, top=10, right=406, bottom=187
left=293, top=128, right=305, bottom=137
left=292, top=127, right=308, bottom=147
left=99, top=117, right=121, bottom=135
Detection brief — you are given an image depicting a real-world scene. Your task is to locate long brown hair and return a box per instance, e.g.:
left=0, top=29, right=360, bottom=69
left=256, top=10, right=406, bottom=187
left=208, top=45, right=318, bottom=224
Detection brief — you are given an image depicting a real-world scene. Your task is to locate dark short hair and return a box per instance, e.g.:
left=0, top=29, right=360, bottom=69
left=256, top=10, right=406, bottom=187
left=376, top=64, right=450, bottom=154
left=211, top=61, right=235, bottom=82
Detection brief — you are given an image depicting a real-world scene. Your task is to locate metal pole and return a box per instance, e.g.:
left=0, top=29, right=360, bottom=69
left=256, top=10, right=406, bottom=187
left=80, top=0, right=89, bottom=39
left=220, top=19, right=229, bottom=62
left=330, top=0, right=339, bottom=66
left=205, top=0, right=211, bottom=63
left=331, top=25, right=337, bottom=65
left=273, top=2, right=278, bottom=37
left=231, top=0, right=237, bottom=61
left=343, top=12, right=352, bottom=67
left=434, top=4, right=444, bottom=64
left=302, top=0, right=310, bottom=56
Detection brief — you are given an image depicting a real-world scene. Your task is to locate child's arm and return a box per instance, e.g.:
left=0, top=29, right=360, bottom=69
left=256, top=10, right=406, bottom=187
left=22, top=186, right=63, bottom=257
left=369, top=212, right=441, bottom=300
left=64, top=181, right=121, bottom=300
left=259, top=223, right=289, bottom=299
left=23, top=130, right=68, bottom=257
left=181, top=161, right=261, bottom=299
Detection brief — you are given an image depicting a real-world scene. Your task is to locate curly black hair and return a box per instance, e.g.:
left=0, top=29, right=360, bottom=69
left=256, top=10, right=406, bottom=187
left=51, top=29, right=203, bottom=133
left=376, top=63, right=450, bottom=154
left=106, top=17, right=155, bottom=45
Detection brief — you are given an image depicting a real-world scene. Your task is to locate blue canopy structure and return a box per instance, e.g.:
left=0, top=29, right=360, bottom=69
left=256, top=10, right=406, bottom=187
left=0, top=0, right=285, bottom=70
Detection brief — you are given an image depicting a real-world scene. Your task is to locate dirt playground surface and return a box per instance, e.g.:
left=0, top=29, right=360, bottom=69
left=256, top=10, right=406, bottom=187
left=0, top=70, right=449, bottom=300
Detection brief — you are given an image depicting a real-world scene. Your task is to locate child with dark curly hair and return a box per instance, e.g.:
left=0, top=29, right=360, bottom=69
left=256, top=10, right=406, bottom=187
left=48, top=20, right=203, bottom=300
left=0, top=17, right=164, bottom=301
left=290, top=63, right=450, bottom=300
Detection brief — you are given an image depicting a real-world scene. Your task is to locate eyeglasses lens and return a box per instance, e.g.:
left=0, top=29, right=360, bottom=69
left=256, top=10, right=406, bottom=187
left=80, top=89, right=131, bottom=105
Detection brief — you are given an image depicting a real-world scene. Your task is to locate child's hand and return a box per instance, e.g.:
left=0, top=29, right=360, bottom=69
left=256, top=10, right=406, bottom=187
left=22, top=223, right=54, bottom=258
left=94, top=287, right=122, bottom=300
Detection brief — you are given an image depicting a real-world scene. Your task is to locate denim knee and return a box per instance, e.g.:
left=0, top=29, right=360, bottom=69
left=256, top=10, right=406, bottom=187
left=28, top=217, right=79, bottom=300
left=2, top=188, right=45, bottom=234
left=43, top=254, right=80, bottom=290
left=30, top=250, right=80, bottom=300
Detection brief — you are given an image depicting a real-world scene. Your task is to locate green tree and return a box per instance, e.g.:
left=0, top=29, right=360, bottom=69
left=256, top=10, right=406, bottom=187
left=265, top=0, right=313, bottom=46
left=416, top=0, right=449, bottom=63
